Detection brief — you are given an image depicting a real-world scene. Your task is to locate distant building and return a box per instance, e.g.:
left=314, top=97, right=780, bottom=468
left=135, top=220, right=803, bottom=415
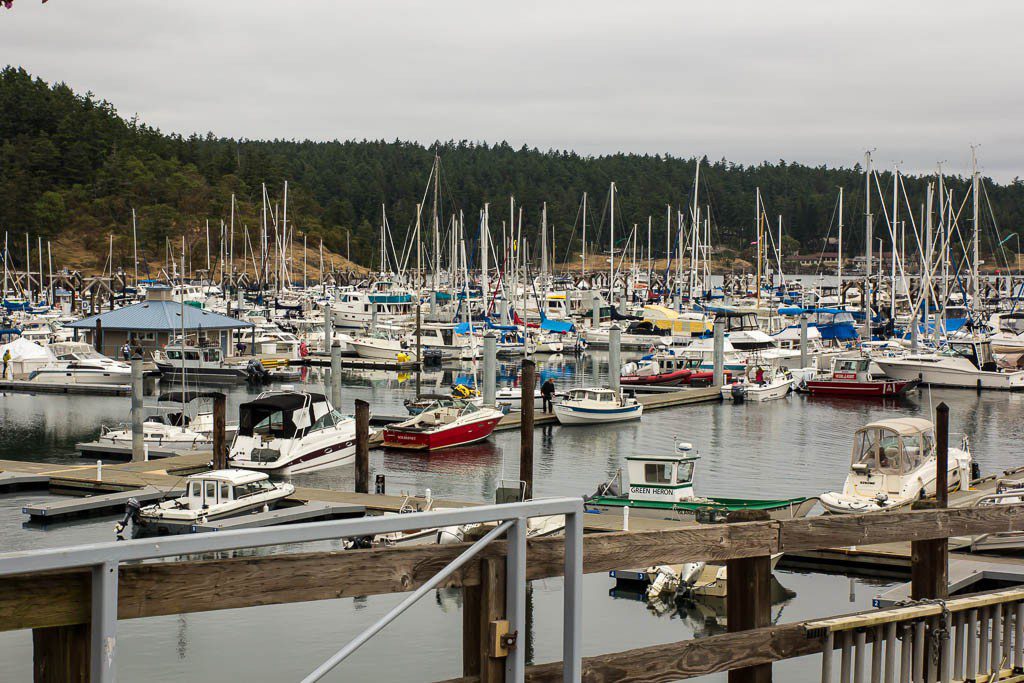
left=783, top=252, right=843, bottom=270
left=66, top=286, right=254, bottom=358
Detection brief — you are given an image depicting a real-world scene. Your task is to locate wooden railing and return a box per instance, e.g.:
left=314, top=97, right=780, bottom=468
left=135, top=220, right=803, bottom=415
left=3, top=504, right=1024, bottom=682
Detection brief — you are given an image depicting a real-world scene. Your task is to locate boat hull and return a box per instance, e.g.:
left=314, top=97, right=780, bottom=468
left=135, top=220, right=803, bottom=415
left=620, top=369, right=692, bottom=386
left=874, top=360, right=1024, bottom=390
left=805, top=378, right=918, bottom=397
left=156, top=363, right=250, bottom=385
left=587, top=496, right=818, bottom=521
left=554, top=402, right=643, bottom=424
left=383, top=416, right=502, bottom=451
left=230, top=440, right=357, bottom=475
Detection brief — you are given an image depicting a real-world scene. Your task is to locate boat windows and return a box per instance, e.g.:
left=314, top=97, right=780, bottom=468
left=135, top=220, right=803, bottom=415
left=189, top=481, right=202, bottom=498
left=184, top=350, right=201, bottom=361
left=205, top=481, right=217, bottom=502
left=308, top=410, right=337, bottom=433
left=644, top=462, right=674, bottom=485
left=853, top=428, right=904, bottom=474
left=202, top=349, right=221, bottom=363
left=220, top=483, right=231, bottom=501
left=167, top=350, right=183, bottom=360
left=677, top=461, right=695, bottom=484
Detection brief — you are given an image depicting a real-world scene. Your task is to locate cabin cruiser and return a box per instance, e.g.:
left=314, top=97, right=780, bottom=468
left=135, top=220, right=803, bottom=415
left=229, top=391, right=361, bottom=474
left=874, top=339, right=1024, bottom=390
left=721, top=365, right=794, bottom=402
left=820, top=418, right=973, bottom=514
left=155, top=343, right=257, bottom=384
left=96, top=391, right=238, bottom=450
left=494, top=386, right=543, bottom=411
left=586, top=442, right=818, bottom=521
left=408, top=323, right=477, bottom=360
left=27, top=342, right=131, bottom=385
left=554, top=387, right=643, bottom=424
left=988, top=312, right=1024, bottom=354
left=124, top=469, right=294, bottom=535
left=383, top=398, right=504, bottom=450
left=349, top=326, right=418, bottom=361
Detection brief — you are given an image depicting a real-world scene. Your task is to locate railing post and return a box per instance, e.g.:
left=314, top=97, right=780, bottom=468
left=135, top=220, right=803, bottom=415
left=506, top=517, right=527, bottom=682
left=91, top=560, right=118, bottom=682
left=726, top=509, right=772, bottom=683
left=563, top=508, right=583, bottom=683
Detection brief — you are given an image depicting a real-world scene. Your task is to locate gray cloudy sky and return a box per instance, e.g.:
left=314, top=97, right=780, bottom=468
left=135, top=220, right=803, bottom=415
left=4, top=1, right=1022, bottom=179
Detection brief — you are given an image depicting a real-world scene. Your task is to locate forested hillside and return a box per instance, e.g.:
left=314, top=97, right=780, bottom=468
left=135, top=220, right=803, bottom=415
left=2, top=65, right=1022, bottom=273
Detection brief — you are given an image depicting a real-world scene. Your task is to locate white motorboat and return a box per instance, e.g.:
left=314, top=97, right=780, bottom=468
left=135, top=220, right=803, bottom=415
left=554, top=387, right=643, bottom=425
left=531, top=331, right=565, bottom=353
left=155, top=342, right=256, bottom=384
left=229, top=391, right=362, bottom=474
left=874, top=339, right=1024, bottom=390
left=27, top=342, right=131, bottom=385
left=721, top=366, right=794, bottom=402
left=349, top=328, right=418, bottom=361
left=820, top=418, right=973, bottom=514
left=126, top=469, right=294, bottom=535
left=988, top=312, right=1024, bottom=354
left=96, top=391, right=238, bottom=450
left=494, top=386, right=544, bottom=411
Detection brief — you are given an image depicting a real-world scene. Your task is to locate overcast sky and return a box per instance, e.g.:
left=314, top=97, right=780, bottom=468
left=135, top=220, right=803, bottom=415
left=3, top=1, right=1022, bottom=180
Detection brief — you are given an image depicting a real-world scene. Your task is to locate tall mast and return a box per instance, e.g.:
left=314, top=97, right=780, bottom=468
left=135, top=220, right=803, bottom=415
left=132, top=208, right=139, bottom=287
left=971, top=146, right=981, bottom=313
left=891, top=165, right=899, bottom=322
left=755, top=187, right=762, bottom=310
left=837, top=187, right=844, bottom=284
left=609, top=182, right=616, bottom=303
left=229, top=194, right=235, bottom=290
left=863, top=151, right=873, bottom=340
left=581, top=192, right=587, bottom=279
left=481, top=203, right=489, bottom=316
left=541, top=202, right=548, bottom=277
left=647, top=215, right=652, bottom=288
left=432, top=153, right=440, bottom=293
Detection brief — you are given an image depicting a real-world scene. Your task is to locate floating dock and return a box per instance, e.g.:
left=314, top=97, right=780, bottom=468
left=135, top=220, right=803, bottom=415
left=21, top=485, right=184, bottom=521
left=74, top=441, right=201, bottom=460
left=0, top=471, right=50, bottom=492
left=0, top=381, right=131, bottom=396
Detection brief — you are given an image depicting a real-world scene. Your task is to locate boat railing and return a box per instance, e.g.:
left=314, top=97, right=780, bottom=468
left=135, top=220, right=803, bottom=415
left=0, top=497, right=585, bottom=683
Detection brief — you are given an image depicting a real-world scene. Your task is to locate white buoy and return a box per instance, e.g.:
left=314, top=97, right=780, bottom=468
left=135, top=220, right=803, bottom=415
left=143, top=444, right=150, bottom=462
left=623, top=505, right=630, bottom=531
left=96, top=460, right=103, bottom=482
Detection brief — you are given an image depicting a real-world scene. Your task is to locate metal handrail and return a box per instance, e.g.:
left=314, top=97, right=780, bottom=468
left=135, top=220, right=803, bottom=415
left=0, top=496, right=585, bottom=683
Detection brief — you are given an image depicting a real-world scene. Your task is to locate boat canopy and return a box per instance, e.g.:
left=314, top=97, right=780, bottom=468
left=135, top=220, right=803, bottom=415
left=238, top=392, right=329, bottom=438
left=851, top=418, right=935, bottom=475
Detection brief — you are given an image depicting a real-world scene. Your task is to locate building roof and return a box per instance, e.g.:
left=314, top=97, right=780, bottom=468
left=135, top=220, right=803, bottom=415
left=66, top=301, right=254, bottom=331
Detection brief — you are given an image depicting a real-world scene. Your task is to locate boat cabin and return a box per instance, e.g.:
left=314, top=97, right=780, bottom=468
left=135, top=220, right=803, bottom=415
left=183, top=470, right=276, bottom=511
left=235, top=392, right=342, bottom=458
left=850, top=418, right=934, bottom=482
left=830, top=356, right=872, bottom=381
left=942, top=340, right=998, bottom=371
left=624, top=448, right=698, bottom=503
left=565, top=388, right=620, bottom=403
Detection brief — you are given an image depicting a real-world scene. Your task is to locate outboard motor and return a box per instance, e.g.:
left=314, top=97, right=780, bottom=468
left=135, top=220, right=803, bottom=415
left=730, top=383, right=747, bottom=402
left=114, top=497, right=141, bottom=539
left=246, top=359, right=269, bottom=383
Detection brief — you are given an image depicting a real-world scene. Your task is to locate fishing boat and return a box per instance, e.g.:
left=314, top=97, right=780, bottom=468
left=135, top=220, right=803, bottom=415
left=802, top=356, right=919, bottom=397
left=820, top=418, right=974, bottom=514
left=720, top=365, right=794, bottom=402
left=553, top=387, right=643, bottom=424
left=874, top=339, right=1024, bottom=390
left=228, top=391, right=361, bottom=474
left=586, top=442, right=817, bottom=520
left=124, top=469, right=294, bottom=535
left=619, top=359, right=692, bottom=386
left=383, top=398, right=504, bottom=450
left=155, top=342, right=256, bottom=384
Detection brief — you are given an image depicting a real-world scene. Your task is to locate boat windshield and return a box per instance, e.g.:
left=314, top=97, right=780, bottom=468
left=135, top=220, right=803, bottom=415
left=644, top=462, right=674, bottom=485
left=852, top=427, right=906, bottom=474
left=677, top=461, right=695, bottom=484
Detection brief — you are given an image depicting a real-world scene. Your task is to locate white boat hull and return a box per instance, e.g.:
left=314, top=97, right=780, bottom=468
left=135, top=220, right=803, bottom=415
left=875, top=359, right=1024, bottom=390
left=554, top=402, right=643, bottom=424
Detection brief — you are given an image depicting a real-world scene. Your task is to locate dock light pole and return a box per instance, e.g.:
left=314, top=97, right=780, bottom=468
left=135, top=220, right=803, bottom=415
left=482, top=332, right=496, bottom=407
left=130, top=353, right=144, bottom=463
left=713, top=318, right=725, bottom=387
left=354, top=399, right=370, bottom=494
left=520, top=359, right=536, bottom=500
left=330, top=340, right=342, bottom=410
left=608, top=325, right=621, bottom=394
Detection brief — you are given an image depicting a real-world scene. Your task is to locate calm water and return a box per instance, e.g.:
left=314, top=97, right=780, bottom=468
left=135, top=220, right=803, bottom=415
left=1, top=352, right=1022, bottom=681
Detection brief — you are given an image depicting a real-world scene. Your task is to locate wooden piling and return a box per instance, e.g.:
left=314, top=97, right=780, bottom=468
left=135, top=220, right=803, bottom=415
left=726, top=509, right=773, bottom=683
left=911, top=402, right=950, bottom=601
left=94, top=319, right=103, bottom=355
left=212, top=393, right=227, bottom=471
left=520, top=360, right=536, bottom=500
left=354, top=399, right=370, bottom=494
left=463, top=558, right=506, bottom=683
left=935, top=402, right=949, bottom=508
left=33, top=623, right=89, bottom=683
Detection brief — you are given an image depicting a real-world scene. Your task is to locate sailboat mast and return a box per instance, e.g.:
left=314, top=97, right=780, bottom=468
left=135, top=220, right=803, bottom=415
left=971, top=147, right=981, bottom=313
left=609, top=182, right=616, bottom=304
left=755, top=187, right=762, bottom=310
left=863, top=151, right=873, bottom=340
left=837, top=187, right=844, bottom=284
left=581, top=192, right=588, bottom=279
left=481, top=203, right=490, bottom=316
left=541, top=202, right=548, bottom=278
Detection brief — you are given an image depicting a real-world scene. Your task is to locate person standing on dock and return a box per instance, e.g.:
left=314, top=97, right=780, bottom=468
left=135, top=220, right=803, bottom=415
left=541, top=377, right=555, bottom=413
left=1, top=348, right=9, bottom=379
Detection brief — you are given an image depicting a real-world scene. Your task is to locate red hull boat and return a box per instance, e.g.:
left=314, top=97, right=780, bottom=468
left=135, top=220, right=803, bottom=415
left=383, top=399, right=504, bottom=451
left=620, top=368, right=692, bottom=386
left=804, top=356, right=918, bottom=398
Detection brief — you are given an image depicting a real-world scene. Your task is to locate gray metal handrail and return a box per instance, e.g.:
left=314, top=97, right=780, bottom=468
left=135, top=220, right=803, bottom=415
left=0, top=496, right=585, bottom=683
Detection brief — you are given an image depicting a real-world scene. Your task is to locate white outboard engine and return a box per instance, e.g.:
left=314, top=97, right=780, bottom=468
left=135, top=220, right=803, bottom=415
left=645, top=565, right=681, bottom=600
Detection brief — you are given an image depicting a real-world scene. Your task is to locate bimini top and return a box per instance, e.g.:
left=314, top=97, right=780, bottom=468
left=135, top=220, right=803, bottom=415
left=238, top=391, right=330, bottom=438
left=860, top=417, right=934, bottom=437
left=186, top=469, right=268, bottom=485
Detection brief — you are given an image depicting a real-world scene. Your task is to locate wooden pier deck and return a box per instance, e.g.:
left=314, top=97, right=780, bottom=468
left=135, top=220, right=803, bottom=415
left=0, top=380, right=131, bottom=396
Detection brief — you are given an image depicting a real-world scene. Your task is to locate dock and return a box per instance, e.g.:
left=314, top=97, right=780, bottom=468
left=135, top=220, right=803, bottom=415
left=74, top=440, right=200, bottom=460
left=0, top=471, right=50, bottom=492
left=21, top=485, right=184, bottom=521
left=190, top=501, right=366, bottom=532
left=0, top=380, right=131, bottom=396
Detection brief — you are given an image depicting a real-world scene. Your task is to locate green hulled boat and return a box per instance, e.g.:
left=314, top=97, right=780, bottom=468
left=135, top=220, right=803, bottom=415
left=586, top=445, right=818, bottom=521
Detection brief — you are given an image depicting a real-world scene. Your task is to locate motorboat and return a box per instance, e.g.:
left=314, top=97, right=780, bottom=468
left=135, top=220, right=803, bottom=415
left=553, top=387, right=643, bottom=424
left=125, top=469, right=294, bottom=535
left=988, top=312, right=1024, bottom=354
left=383, top=398, right=504, bottom=450
left=586, top=442, right=817, bottom=521
left=228, top=391, right=362, bottom=474
left=494, top=386, right=543, bottom=410
left=643, top=350, right=733, bottom=386
left=720, top=365, right=793, bottom=402
left=96, top=392, right=237, bottom=451
left=802, top=356, right=918, bottom=398
left=874, top=339, right=1024, bottom=390
left=155, top=343, right=257, bottom=384
left=619, top=359, right=692, bottom=386
left=820, top=418, right=973, bottom=514
left=348, top=327, right=419, bottom=361
left=27, top=342, right=131, bottom=385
